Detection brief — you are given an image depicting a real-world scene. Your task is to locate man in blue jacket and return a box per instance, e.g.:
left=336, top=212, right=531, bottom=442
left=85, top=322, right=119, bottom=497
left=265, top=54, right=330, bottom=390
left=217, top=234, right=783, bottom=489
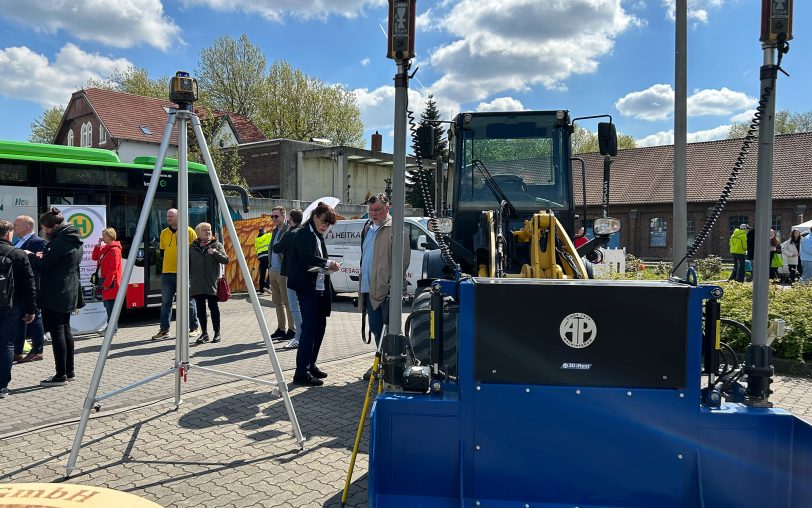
left=800, top=231, right=812, bottom=283
left=12, top=215, right=46, bottom=363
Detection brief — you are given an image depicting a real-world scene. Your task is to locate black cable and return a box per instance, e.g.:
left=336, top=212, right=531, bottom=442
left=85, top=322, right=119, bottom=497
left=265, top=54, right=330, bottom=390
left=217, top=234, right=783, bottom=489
left=671, top=70, right=777, bottom=277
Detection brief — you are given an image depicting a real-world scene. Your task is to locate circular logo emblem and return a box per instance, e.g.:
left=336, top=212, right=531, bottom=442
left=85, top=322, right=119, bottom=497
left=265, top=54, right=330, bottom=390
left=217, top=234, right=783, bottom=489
left=559, top=313, right=597, bottom=349
left=69, top=213, right=94, bottom=240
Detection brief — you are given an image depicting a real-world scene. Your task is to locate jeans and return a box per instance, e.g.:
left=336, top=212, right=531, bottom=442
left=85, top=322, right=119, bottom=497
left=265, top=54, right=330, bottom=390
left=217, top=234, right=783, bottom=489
left=1, top=306, right=23, bottom=390
left=42, top=308, right=74, bottom=379
left=15, top=306, right=44, bottom=355
left=363, top=293, right=386, bottom=347
left=193, top=295, right=220, bottom=334
left=294, top=289, right=330, bottom=378
left=103, top=299, right=118, bottom=334
left=286, top=287, right=302, bottom=342
left=159, top=273, right=198, bottom=332
left=801, top=260, right=812, bottom=283
left=730, top=253, right=746, bottom=283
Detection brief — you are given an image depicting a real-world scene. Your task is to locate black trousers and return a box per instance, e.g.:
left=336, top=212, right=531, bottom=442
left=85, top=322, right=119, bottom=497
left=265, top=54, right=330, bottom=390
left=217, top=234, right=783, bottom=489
left=294, top=289, right=331, bottom=378
left=258, top=255, right=270, bottom=291
left=193, top=294, right=220, bottom=334
left=42, top=309, right=74, bottom=378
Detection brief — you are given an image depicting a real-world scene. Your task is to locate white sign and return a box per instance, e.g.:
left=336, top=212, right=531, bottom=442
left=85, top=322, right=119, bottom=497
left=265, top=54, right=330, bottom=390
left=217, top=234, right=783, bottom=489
left=61, top=205, right=108, bottom=335
left=560, top=313, right=597, bottom=349
left=0, top=186, right=38, bottom=230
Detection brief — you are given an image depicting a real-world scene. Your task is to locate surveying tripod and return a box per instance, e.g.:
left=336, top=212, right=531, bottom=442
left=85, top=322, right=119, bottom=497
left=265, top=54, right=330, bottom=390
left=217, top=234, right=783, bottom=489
left=66, top=71, right=304, bottom=476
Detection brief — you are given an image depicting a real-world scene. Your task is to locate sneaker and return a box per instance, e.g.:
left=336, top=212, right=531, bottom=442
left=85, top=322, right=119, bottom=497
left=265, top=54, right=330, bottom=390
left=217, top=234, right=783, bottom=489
left=271, top=329, right=286, bottom=339
left=211, top=333, right=221, bottom=343
left=40, top=376, right=67, bottom=387
left=67, top=376, right=76, bottom=382
left=285, top=338, right=299, bottom=349
left=309, top=366, right=328, bottom=379
left=291, top=373, right=323, bottom=386
left=23, top=352, right=43, bottom=362
left=283, top=329, right=296, bottom=341
left=0, top=387, right=9, bottom=399
left=189, top=328, right=202, bottom=338
left=152, top=329, right=170, bottom=340
left=195, top=333, right=210, bottom=344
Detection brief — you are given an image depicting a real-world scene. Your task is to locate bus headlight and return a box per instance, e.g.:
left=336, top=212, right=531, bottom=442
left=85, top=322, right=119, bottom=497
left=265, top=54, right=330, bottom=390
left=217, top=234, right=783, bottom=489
left=593, top=217, right=621, bottom=236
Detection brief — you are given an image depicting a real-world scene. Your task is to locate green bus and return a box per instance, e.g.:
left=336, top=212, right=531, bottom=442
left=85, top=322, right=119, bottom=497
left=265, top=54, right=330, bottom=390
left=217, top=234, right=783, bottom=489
left=0, top=140, right=224, bottom=309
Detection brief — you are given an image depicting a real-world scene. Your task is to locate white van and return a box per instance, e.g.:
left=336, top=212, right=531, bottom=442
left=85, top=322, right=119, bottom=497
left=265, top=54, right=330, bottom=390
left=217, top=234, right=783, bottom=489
left=324, top=217, right=438, bottom=296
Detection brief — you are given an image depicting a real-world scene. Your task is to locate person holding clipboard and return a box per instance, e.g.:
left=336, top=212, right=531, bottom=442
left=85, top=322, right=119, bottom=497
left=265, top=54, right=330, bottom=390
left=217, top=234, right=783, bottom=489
left=285, top=202, right=340, bottom=386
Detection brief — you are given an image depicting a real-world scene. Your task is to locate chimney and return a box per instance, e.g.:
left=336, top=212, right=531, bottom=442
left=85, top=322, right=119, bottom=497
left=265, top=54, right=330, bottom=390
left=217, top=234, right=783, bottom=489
left=371, top=131, right=382, bottom=153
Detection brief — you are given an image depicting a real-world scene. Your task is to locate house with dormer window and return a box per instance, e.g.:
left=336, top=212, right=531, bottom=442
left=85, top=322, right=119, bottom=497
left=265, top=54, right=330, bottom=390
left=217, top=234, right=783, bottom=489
left=53, top=88, right=266, bottom=163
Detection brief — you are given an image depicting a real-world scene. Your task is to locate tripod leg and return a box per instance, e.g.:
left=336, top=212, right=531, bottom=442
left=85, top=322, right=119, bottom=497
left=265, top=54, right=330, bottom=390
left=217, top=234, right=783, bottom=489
left=189, top=115, right=305, bottom=447
left=174, top=114, right=191, bottom=408
left=66, top=113, right=177, bottom=477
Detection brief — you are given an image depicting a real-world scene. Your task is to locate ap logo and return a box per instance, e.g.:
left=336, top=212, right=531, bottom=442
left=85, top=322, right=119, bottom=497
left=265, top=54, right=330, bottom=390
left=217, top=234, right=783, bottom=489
left=559, top=313, right=597, bottom=349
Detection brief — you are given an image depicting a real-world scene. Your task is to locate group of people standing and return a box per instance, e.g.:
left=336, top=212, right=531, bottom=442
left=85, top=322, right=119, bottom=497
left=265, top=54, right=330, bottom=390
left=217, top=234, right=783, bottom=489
left=1, top=209, right=85, bottom=399
left=729, top=223, right=810, bottom=283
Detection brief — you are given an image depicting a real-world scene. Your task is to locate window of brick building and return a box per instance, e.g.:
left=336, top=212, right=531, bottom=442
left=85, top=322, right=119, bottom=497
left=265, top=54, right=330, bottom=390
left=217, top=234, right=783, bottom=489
left=687, top=217, right=695, bottom=246
left=729, top=215, right=748, bottom=235
left=99, top=126, right=106, bottom=145
left=66, top=130, right=74, bottom=146
left=772, top=215, right=782, bottom=240
left=650, top=218, right=667, bottom=247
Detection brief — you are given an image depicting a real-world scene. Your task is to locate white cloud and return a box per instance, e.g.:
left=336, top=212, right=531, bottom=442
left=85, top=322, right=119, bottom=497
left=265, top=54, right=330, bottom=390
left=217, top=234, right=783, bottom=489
left=0, top=0, right=181, bottom=50
left=617, top=84, right=756, bottom=120
left=636, top=124, right=731, bottom=147
left=180, top=0, right=385, bottom=21
left=0, top=44, right=133, bottom=107
left=360, top=58, right=371, bottom=66
left=354, top=85, right=458, bottom=137
left=615, top=84, right=674, bottom=121
left=662, top=0, right=726, bottom=24
left=416, top=7, right=442, bottom=31
left=729, top=109, right=757, bottom=124
left=476, top=97, right=526, bottom=112
left=687, top=87, right=755, bottom=116
left=428, top=0, right=638, bottom=103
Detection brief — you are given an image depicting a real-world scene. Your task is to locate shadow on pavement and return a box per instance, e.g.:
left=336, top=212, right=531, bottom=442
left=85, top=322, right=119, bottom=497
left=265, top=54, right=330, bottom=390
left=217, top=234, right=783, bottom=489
left=322, top=473, right=369, bottom=508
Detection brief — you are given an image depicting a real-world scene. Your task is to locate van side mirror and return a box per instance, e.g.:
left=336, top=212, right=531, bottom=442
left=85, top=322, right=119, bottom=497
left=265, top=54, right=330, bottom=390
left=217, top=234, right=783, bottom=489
left=417, top=234, right=428, bottom=251
left=598, top=122, right=617, bottom=157
left=416, top=124, right=435, bottom=159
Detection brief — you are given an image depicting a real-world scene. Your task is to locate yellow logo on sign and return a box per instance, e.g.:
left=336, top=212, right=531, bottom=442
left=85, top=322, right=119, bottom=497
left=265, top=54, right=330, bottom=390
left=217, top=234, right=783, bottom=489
left=69, top=213, right=94, bottom=239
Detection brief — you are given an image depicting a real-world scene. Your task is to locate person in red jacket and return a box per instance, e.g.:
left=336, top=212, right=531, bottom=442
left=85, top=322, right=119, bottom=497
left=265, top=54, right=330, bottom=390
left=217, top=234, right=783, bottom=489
left=91, top=227, right=123, bottom=334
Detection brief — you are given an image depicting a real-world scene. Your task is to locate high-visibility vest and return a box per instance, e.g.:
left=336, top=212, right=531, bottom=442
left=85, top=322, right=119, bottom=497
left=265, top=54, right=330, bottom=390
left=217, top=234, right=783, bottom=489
left=254, top=233, right=272, bottom=255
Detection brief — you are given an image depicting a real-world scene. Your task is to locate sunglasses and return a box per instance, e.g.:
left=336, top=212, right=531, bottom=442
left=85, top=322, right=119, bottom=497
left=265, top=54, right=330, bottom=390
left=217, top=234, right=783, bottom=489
left=271, top=215, right=281, bottom=219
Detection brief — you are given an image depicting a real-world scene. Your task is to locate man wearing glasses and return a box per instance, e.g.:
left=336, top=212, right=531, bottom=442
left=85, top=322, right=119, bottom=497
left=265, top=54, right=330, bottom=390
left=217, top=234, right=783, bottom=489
left=268, top=206, right=296, bottom=341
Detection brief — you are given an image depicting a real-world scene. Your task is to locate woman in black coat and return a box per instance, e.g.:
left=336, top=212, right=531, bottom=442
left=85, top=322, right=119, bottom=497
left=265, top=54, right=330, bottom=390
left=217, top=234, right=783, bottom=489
left=286, top=203, right=339, bottom=386
left=30, top=208, right=83, bottom=387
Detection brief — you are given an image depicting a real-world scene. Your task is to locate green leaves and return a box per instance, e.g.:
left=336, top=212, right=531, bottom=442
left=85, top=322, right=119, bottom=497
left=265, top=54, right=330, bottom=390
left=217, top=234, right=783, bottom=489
left=29, top=105, right=65, bottom=144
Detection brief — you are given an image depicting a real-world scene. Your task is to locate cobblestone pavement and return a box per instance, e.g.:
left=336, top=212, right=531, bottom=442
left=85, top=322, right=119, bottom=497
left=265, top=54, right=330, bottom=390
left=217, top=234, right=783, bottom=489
left=1, top=293, right=810, bottom=507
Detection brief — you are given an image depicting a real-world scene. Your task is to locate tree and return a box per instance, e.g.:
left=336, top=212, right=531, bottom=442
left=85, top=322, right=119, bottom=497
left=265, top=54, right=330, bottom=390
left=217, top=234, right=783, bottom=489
left=256, top=60, right=364, bottom=147
left=572, top=126, right=637, bottom=154
left=188, top=108, right=248, bottom=188
left=87, top=66, right=169, bottom=99
left=406, top=94, right=448, bottom=210
left=728, top=110, right=812, bottom=139
left=29, top=106, right=65, bottom=144
left=196, top=34, right=266, bottom=117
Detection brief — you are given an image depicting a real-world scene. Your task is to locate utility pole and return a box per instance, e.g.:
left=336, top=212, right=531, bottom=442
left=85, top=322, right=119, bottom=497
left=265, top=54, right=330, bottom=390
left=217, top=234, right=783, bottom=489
left=673, top=0, right=687, bottom=273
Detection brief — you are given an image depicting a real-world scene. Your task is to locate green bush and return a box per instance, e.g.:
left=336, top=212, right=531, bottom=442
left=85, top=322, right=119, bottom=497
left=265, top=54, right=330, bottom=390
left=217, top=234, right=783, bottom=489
left=694, top=255, right=723, bottom=280
left=719, top=282, right=812, bottom=361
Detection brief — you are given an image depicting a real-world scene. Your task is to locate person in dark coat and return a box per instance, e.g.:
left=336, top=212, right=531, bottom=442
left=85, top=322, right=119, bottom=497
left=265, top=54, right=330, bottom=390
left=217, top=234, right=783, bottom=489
left=286, top=202, right=339, bottom=386
left=12, top=215, right=46, bottom=363
left=0, top=220, right=36, bottom=399
left=189, top=222, right=228, bottom=344
left=91, top=227, right=123, bottom=333
left=29, top=208, right=83, bottom=387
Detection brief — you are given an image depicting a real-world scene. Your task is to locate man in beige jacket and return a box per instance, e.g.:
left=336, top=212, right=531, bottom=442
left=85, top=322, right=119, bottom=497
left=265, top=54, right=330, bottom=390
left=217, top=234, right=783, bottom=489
left=359, top=194, right=409, bottom=378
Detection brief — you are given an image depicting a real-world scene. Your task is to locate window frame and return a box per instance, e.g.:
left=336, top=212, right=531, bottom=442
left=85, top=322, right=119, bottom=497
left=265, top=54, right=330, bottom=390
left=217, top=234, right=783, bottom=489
left=66, top=130, right=74, bottom=146
left=649, top=217, right=668, bottom=248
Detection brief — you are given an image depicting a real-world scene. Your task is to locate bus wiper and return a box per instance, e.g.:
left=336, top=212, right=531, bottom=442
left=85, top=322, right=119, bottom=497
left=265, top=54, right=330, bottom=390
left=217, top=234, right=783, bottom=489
left=471, top=159, right=516, bottom=217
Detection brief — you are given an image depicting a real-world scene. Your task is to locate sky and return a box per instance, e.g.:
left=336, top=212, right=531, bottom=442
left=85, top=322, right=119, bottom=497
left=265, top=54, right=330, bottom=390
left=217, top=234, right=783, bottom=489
left=0, top=0, right=808, bottom=153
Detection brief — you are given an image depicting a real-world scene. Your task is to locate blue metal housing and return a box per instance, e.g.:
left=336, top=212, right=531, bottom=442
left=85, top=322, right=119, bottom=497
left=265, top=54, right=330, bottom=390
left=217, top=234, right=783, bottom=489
left=369, top=279, right=812, bottom=507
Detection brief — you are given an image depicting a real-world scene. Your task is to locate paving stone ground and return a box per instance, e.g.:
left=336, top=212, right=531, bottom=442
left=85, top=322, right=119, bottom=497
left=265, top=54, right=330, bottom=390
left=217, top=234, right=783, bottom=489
left=0, top=293, right=810, bottom=507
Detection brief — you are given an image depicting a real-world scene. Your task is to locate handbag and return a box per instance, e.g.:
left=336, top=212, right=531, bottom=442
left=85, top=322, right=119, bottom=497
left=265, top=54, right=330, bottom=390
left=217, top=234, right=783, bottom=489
left=217, top=277, right=231, bottom=302
left=771, top=253, right=784, bottom=269
left=90, top=250, right=108, bottom=291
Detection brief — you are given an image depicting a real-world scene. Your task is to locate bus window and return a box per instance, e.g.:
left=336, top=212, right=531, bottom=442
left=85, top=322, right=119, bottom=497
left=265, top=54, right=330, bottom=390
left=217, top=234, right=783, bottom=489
left=0, top=163, right=29, bottom=183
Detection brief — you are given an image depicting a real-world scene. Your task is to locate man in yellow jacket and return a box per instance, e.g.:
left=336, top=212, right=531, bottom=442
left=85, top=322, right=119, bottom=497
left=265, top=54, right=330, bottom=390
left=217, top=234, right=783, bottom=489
left=255, top=227, right=272, bottom=294
left=729, top=223, right=749, bottom=282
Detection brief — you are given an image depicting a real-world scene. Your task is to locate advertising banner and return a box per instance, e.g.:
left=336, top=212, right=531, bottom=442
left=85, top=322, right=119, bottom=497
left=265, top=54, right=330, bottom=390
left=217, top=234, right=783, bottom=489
left=0, top=186, right=38, bottom=228
left=62, top=205, right=108, bottom=335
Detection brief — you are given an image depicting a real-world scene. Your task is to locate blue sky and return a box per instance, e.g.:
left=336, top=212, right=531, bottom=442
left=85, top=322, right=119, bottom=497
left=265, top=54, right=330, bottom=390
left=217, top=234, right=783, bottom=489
left=0, top=1, right=808, bottom=153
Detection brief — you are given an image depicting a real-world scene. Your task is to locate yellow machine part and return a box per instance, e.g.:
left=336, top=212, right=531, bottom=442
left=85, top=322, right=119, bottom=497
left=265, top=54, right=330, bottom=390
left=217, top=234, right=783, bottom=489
left=508, top=211, right=588, bottom=279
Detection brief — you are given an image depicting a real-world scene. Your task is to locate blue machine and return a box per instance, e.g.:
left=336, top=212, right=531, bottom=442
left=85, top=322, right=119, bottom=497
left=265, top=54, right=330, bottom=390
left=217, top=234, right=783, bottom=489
left=369, top=278, right=812, bottom=507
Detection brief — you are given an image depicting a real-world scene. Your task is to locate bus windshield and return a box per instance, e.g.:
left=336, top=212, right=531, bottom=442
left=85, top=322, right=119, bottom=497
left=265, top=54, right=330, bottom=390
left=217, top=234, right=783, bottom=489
left=458, top=113, right=570, bottom=211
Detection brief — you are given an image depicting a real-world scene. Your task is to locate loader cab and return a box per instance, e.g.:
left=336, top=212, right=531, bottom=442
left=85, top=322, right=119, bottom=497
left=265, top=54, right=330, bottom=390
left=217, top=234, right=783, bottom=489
left=445, top=110, right=576, bottom=273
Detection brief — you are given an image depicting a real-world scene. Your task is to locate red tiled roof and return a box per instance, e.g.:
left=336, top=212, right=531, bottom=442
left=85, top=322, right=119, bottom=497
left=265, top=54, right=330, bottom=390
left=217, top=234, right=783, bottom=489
left=573, top=132, right=812, bottom=206
left=81, top=88, right=179, bottom=145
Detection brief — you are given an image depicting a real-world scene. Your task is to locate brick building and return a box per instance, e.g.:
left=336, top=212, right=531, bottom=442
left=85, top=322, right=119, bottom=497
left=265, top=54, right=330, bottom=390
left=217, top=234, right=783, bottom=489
left=573, top=132, right=812, bottom=261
